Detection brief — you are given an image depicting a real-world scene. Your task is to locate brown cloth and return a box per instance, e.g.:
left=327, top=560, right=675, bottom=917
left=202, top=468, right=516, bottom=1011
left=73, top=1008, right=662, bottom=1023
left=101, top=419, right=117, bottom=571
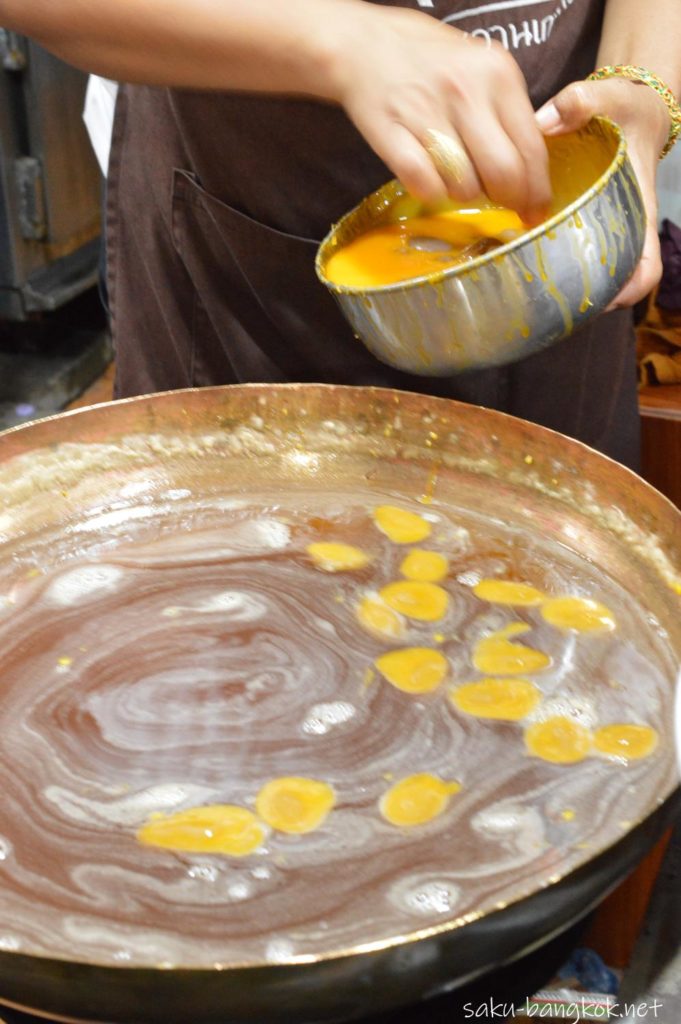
left=637, top=290, right=681, bottom=386
left=107, top=0, right=641, bottom=470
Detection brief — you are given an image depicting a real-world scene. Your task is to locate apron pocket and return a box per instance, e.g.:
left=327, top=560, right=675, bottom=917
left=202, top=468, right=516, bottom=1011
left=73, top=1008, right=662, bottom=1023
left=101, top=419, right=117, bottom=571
left=170, top=169, right=360, bottom=382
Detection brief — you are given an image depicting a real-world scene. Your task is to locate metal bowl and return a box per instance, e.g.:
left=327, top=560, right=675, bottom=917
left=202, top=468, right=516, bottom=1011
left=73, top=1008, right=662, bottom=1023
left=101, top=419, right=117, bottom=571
left=316, top=118, right=645, bottom=376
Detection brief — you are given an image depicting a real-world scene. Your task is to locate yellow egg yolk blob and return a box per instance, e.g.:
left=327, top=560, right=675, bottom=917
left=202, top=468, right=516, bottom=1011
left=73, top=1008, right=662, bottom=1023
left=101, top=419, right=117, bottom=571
left=541, top=597, right=616, bottom=633
left=255, top=777, right=336, bottom=835
left=593, top=724, right=659, bottom=761
left=356, top=594, right=406, bottom=640
left=399, top=549, right=449, bottom=582
left=137, top=805, right=265, bottom=856
left=380, top=773, right=462, bottom=827
left=450, top=677, right=542, bottom=721
left=473, top=623, right=551, bottom=675
left=324, top=208, right=524, bottom=288
left=375, top=647, right=449, bottom=693
left=306, top=542, right=371, bottom=572
left=379, top=580, right=449, bottom=622
left=373, top=505, right=432, bottom=544
left=473, top=579, right=546, bottom=606
left=525, top=716, right=593, bottom=764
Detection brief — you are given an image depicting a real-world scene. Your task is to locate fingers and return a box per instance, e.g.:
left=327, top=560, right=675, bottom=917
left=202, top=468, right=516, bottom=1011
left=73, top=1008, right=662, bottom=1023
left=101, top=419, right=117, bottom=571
left=352, top=114, right=449, bottom=202
left=497, top=99, right=551, bottom=224
left=425, top=58, right=550, bottom=218
left=536, top=81, right=599, bottom=136
left=453, top=101, right=550, bottom=224
left=606, top=224, right=662, bottom=311
left=605, top=259, right=660, bottom=311
left=366, top=104, right=549, bottom=217
left=339, top=11, right=552, bottom=216
left=422, top=128, right=482, bottom=200
left=535, top=76, right=666, bottom=311
left=429, top=49, right=550, bottom=219
left=351, top=107, right=483, bottom=203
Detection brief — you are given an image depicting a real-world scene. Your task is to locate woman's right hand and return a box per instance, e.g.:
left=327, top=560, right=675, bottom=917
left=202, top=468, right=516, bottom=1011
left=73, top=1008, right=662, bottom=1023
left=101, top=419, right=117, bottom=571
left=318, top=4, right=551, bottom=225
left=0, top=0, right=550, bottom=225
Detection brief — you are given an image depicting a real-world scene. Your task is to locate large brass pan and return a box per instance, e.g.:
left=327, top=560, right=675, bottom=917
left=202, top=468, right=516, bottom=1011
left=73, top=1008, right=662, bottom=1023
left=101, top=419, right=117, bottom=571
left=0, top=384, right=678, bottom=1023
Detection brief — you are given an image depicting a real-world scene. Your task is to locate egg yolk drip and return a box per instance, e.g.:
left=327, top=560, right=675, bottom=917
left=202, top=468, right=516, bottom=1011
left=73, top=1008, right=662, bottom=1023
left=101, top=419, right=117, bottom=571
left=375, top=647, right=449, bottom=693
left=137, top=805, right=266, bottom=856
left=324, top=207, right=524, bottom=288
left=541, top=597, right=616, bottom=633
left=373, top=505, right=432, bottom=544
left=473, top=579, right=546, bottom=606
left=255, top=777, right=336, bottom=835
left=379, top=580, right=449, bottom=621
left=306, top=542, right=371, bottom=572
left=525, top=716, right=593, bottom=764
left=473, top=623, right=551, bottom=675
left=450, top=677, right=542, bottom=721
left=399, top=549, right=449, bottom=582
left=593, top=724, right=659, bottom=760
left=380, top=773, right=462, bottom=827
left=356, top=594, right=406, bottom=640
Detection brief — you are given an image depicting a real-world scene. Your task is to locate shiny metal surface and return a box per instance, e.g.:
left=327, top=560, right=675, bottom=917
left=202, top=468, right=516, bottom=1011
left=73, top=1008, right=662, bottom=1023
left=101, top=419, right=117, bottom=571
left=0, top=40, right=100, bottom=318
left=0, top=384, right=679, bottom=1023
left=316, top=118, right=645, bottom=375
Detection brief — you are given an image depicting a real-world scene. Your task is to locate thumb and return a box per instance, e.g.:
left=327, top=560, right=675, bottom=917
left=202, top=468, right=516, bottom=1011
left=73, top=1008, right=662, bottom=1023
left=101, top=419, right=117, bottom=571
left=535, top=81, right=600, bottom=135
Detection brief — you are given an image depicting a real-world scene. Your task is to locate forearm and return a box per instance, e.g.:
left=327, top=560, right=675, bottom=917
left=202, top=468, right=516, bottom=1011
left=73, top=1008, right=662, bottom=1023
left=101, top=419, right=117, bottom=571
left=0, top=0, right=356, bottom=97
left=598, top=0, right=681, bottom=95
left=0, top=0, right=553, bottom=217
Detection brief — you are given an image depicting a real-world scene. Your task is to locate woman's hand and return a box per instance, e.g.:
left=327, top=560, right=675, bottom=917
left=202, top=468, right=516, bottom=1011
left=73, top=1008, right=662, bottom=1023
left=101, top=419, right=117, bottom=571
left=321, top=5, right=551, bottom=225
left=536, top=78, right=671, bottom=309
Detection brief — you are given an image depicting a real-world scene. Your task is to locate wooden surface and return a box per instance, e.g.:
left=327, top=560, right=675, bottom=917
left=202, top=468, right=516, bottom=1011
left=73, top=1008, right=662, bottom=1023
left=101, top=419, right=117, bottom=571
left=639, top=384, right=681, bottom=420
left=639, top=385, right=681, bottom=509
left=581, top=831, right=673, bottom=969
left=65, top=360, right=115, bottom=410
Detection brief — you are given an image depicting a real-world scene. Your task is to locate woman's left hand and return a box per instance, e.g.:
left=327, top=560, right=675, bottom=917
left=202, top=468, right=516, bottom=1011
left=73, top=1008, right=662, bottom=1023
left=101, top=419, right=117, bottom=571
left=536, top=78, right=671, bottom=310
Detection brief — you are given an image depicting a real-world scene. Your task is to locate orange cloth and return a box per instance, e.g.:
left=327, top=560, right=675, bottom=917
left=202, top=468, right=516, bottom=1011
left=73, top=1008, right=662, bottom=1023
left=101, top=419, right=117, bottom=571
left=637, top=290, right=681, bottom=386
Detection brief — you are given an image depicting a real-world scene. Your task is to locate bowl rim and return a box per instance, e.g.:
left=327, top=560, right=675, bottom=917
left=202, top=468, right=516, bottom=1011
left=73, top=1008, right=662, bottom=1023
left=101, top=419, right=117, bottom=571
left=316, top=116, right=632, bottom=296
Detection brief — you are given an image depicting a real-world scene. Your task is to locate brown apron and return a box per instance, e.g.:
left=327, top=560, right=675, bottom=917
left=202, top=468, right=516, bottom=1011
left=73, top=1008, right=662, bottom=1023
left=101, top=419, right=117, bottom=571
left=107, top=0, right=640, bottom=470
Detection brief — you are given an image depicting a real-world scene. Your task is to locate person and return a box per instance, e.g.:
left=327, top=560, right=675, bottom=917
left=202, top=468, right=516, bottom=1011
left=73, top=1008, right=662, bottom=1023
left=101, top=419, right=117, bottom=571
left=3, top=0, right=680, bottom=470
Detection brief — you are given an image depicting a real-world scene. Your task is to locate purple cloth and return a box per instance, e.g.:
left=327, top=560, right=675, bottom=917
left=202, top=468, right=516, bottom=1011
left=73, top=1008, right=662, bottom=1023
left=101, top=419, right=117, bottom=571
left=658, top=219, right=681, bottom=310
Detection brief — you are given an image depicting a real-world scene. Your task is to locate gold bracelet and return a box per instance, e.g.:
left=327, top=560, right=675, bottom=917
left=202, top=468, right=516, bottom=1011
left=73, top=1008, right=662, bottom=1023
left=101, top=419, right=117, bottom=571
left=587, top=64, right=681, bottom=159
